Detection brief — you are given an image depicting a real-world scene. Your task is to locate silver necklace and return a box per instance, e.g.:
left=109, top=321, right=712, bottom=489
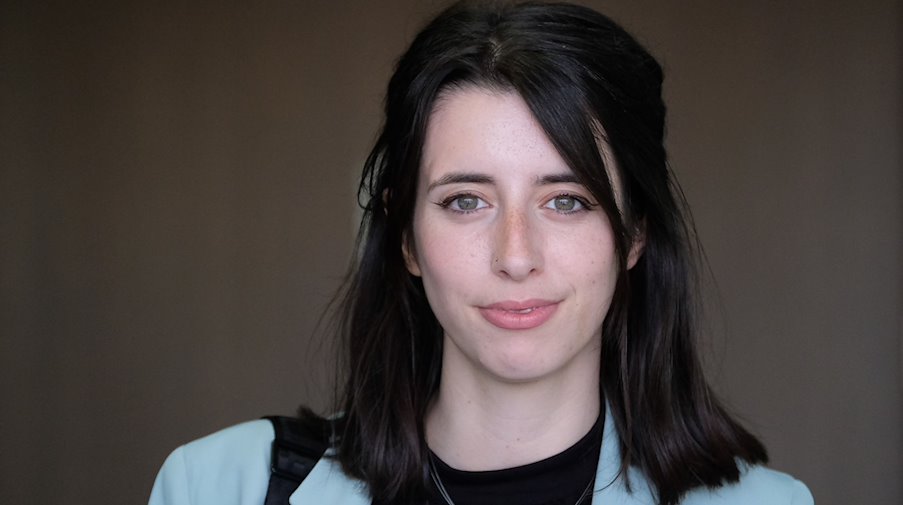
left=428, top=454, right=595, bottom=505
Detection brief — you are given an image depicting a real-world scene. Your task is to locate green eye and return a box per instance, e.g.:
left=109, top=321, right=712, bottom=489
left=456, top=196, right=480, bottom=211
left=439, top=194, right=489, bottom=213
left=554, top=196, right=577, bottom=211
left=545, top=195, right=586, bottom=213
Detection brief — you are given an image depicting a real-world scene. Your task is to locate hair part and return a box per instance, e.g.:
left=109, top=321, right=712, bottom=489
left=310, top=2, right=768, bottom=504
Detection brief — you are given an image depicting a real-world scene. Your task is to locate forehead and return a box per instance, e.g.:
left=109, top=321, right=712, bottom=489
left=420, top=86, right=572, bottom=180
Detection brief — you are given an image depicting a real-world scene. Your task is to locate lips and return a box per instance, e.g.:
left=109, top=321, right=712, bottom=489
left=478, top=299, right=560, bottom=330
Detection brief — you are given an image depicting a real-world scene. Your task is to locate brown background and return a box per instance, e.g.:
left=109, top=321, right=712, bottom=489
left=1, top=1, right=901, bottom=504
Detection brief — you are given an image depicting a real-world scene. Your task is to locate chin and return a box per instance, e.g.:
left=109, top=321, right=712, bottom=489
left=479, top=338, right=601, bottom=385
left=480, top=350, right=563, bottom=384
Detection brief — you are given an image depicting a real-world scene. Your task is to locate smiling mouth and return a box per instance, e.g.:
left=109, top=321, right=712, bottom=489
left=478, top=300, right=559, bottom=330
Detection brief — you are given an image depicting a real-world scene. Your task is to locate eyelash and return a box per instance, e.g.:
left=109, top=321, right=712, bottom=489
left=546, top=193, right=594, bottom=214
left=435, top=192, right=595, bottom=215
left=436, top=193, right=487, bottom=214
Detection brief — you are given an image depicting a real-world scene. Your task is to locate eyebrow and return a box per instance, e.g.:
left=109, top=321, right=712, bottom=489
left=426, top=172, right=494, bottom=192
left=537, top=173, right=581, bottom=185
left=426, top=171, right=582, bottom=192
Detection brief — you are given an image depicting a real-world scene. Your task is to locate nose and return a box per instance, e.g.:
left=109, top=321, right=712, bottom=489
left=491, top=209, right=543, bottom=281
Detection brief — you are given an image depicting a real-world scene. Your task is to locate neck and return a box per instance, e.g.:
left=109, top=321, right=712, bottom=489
left=425, top=343, right=601, bottom=471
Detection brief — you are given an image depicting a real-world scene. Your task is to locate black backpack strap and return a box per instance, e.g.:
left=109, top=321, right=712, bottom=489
left=263, top=416, right=329, bottom=505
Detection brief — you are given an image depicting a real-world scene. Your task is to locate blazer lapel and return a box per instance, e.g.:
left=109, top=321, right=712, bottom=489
left=592, top=402, right=656, bottom=504
left=289, top=450, right=372, bottom=505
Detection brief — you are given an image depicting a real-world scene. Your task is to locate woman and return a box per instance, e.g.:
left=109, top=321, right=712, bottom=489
left=149, top=2, right=813, bottom=504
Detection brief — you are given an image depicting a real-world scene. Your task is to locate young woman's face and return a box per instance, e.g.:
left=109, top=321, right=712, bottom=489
left=406, top=87, right=631, bottom=385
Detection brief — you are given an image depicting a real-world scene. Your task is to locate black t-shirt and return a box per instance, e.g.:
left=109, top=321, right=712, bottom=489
left=428, top=413, right=603, bottom=505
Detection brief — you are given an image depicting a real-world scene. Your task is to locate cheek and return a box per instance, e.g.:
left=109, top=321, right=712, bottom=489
left=417, top=206, right=488, bottom=257
left=564, top=231, right=619, bottom=294
left=414, top=223, right=488, bottom=297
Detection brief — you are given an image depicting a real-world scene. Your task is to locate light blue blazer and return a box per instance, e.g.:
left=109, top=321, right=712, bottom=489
left=149, top=407, right=813, bottom=505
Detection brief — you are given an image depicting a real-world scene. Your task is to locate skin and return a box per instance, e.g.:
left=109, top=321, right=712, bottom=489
left=406, top=86, right=642, bottom=471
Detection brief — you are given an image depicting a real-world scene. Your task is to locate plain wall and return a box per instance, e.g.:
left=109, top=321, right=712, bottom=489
left=1, top=1, right=900, bottom=503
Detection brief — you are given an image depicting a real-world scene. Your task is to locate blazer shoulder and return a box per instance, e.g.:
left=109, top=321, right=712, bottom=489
left=149, top=420, right=274, bottom=505
left=683, top=465, right=813, bottom=505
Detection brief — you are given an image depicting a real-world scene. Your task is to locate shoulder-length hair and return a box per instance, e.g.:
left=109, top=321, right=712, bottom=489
left=319, top=2, right=767, bottom=504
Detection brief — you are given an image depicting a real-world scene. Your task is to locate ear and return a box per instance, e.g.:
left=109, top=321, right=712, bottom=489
left=403, top=236, right=422, bottom=277
left=386, top=187, right=423, bottom=277
left=626, top=219, right=646, bottom=270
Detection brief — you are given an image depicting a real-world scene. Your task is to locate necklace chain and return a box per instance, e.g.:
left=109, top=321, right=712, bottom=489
left=427, top=454, right=595, bottom=505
